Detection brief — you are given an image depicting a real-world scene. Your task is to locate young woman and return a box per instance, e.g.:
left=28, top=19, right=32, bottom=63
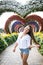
left=13, top=25, right=40, bottom=65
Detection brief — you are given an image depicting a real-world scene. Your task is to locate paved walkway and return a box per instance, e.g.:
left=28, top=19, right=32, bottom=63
left=0, top=43, right=43, bottom=65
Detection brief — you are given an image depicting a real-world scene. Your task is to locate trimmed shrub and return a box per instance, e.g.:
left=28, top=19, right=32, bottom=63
left=34, top=32, right=43, bottom=55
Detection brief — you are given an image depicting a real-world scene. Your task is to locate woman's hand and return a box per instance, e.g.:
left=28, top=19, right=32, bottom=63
left=36, top=44, right=41, bottom=48
left=13, top=47, right=16, bottom=52
left=28, top=44, right=41, bottom=49
left=28, top=45, right=33, bottom=49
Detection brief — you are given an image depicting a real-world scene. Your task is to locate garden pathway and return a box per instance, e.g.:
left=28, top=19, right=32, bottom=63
left=0, top=43, right=43, bottom=65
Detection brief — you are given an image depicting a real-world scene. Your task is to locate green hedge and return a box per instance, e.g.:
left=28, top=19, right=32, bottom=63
left=0, top=33, right=18, bottom=53
left=0, top=35, right=8, bottom=53
left=34, top=32, right=43, bottom=55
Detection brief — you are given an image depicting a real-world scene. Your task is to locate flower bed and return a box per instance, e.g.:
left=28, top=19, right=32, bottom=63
left=34, top=32, right=43, bottom=55
left=0, top=32, right=18, bottom=53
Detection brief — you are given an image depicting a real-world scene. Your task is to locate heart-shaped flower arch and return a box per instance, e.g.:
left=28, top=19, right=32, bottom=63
left=4, top=12, right=43, bottom=33
left=4, top=13, right=25, bottom=33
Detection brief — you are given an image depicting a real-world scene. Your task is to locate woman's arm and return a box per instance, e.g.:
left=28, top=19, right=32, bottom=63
left=13, top=33, right=20, bottom=52
left=13, top=42, right=18, bottom=52
left=28, top=38, right=40, bottom=49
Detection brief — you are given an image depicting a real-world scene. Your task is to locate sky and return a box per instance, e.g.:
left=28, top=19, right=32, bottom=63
left=0, top=12, right=15, bottom=29
left=0, top=0, right=30, bottom=5
left=15, top=0, right=30, bottom=5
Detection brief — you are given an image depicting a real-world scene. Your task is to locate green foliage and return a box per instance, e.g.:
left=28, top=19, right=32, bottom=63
left=0, top=35, right=8, bottom=53
left=4, top=35, right=18, bottom=45
left=34, top=32, right=43, bottom=55
left=0, top=33, right=18, bottom=53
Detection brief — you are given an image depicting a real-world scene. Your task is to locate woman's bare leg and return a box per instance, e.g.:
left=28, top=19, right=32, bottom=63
left=22, top=54, right=29, bottom=65
left=20, top=53, right=23, bottom=59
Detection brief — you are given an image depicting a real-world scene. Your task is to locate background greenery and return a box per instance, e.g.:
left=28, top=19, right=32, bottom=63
left=0, top=33, right=18, bottom=53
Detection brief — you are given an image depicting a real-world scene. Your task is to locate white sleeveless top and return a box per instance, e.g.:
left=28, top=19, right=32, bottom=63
left=16, top=32, right=31, bottom=49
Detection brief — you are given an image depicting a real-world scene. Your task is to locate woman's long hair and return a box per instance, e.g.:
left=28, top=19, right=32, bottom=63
left=27, top=25, right=38, bottom=44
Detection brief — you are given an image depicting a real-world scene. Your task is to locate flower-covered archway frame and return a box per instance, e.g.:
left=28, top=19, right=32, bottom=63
left=4, top=13, right=43, bottom=33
